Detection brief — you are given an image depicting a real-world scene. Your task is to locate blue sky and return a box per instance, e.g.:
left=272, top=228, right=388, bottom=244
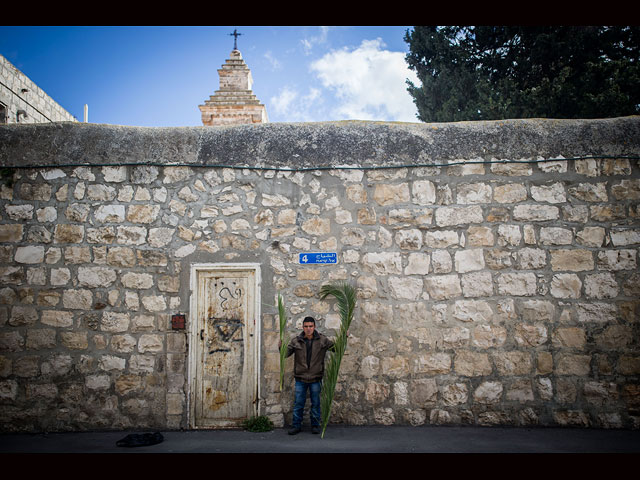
left=0, top=26, right=419, bottom=127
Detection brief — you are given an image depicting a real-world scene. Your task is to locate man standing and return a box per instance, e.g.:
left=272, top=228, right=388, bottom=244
left=281, top=316, right=334, bottom=435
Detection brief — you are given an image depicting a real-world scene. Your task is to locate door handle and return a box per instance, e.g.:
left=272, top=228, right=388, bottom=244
left=200, top=329, right=204, bottom=340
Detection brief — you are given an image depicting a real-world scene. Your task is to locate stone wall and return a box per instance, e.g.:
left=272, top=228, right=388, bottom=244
left=0, top=118, right=639, bottom=432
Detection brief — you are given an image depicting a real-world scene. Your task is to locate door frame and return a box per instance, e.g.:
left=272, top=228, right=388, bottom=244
left=187, top=263, right=262, bottom=429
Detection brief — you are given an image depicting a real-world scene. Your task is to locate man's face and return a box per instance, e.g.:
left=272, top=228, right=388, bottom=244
left=303, top=321, right=315, bottom=338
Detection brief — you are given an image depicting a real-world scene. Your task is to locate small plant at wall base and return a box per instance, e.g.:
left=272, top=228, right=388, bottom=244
left=278, top=293, right=289, bottom=392
left=319, top=282, right=357, bottom=439
left=242, top=415, right=274, bottom=432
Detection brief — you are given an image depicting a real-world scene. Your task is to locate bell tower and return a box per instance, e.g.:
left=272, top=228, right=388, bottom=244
left=199, top=30, right=268, bottom=126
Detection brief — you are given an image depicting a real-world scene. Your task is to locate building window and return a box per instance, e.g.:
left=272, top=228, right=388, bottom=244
left=0, top=103, right=7, bottom=124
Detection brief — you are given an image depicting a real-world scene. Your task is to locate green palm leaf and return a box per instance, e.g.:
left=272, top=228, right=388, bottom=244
left=318, top=282, right=357, bottom=438
left=277, top=294, right=289, bottom=392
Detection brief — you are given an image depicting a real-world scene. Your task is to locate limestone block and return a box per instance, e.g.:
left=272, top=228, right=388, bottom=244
left=441, top=383, right=469, bottom=406
left=461, top=271, right=493, bottom=297
left=346, top=184, right=367, bottom=203
left=99, top=355, right=126, bottom=372
left=94, top=205, right=125, bottom=223
left=584, top=272, right=619, bottom=299
left=54, top=224, right=85, bottom=243
left=490, top=162, right=532, bottom=176
left=395, top=229, right=423, bottom=250
left=457, top=183, right=491, bottom=204
left=102, top=166, right=127, bottom=182
left=5, top=204, right=34, bottom=220
left=550, top=273, right=582, bottom=298
left=568, top=182, right=608, bottom=202
left=552, top=327, right=587, bottom=349
left=610, top=229, right=640, bottom=246
left=454, top=249, right=485, bottom=273
left=373, top=183, right=410, bottom=206
left=262, top=193, right=290, bottom=207
left=575, top=302, right=617, bottom=323
left=442, top=326, right=470, bottom=348
left=516, top=248, right=546, bottom=270
left=365, top=380, right=390, bottom=404
left=389, top=276, right=424, bottom=300
left=36, top=206, right=57, bottom=223
left=138, top=334, right=164, bottom=353
left=493, top=351, right=532, bottom=375
left=434, top=206, right=483, bottom=227
left=576, top=226, right=605, bottom=247
left=26, top=328, right=56, bottom=350
left=0, top=224, right=23, bottom=242
left=611, top=179, right=640, bottom=200
left=19, top=183, right=51, bottom=201
left=550, top=249, right=594, bottom=272
left=14, top=246, right=44, bottom=264
left=361, top=301, right=393, bottom=327
left=357, top=207, right=376, bottom=225
left=356, top=275, right=377, bottom=299
left=514, top=323, right=548, bottom=347
left=595, top=325, right=632, bottom=349
left=618, top=356, right=640, bottom=375
left=388, top=208, right=432, bottom=227
left=412, top=180, right=436, bottom=205
left=424, top=274, right=462, bottom=300
left=361, top=252, right=402, bottom=275
left=473, top=381, right=503, bottom=404
left=60, top=331, right=88, bottom=350
left=78, top=266, right=117, bottom=288
left=493, top=183, right=527, bottom=203
left=454, top=351, right=492, bottom=376
left=117, top=226, right=147, bottom=245
left=540, top=227, right=573, bottom=245
left=121, top=272, right=154, bottom=290
left=106, top=247, right=136, bottom=267
left=467, top=226, right=494, bottom=246
left=472, top=324, right=507, bottom=348
left=41, top=310, right=73, bottom=328
left=513, top=204, right=559, bottom=221
left=127, top=205, right=159, bottom=224
left=405, top=253, right=430, bottom=275
left=409, top=378, right=438, bottom=405
left=596, top=249, right=636, bottom=271
left=141, top=295, right=167, bottom=312
left=496, top=272, right=537, bottom=296
left=556, top=354, right=592, bottom=375
left=430, top=250, right=452, bottom=274
left=452, top=299, right=493, bottom=323
left=101, top=312, right=130, bottom=332
left=530, top=183, right=566, bottom=203
left=110, top=334, right=137, bottom=353
left=9, top=306, right=38, bottom=326
left=553, top=410, right=590, bottom=427
left=302, top=217, right=330, bottom=236
left=413, top=352, right=452, bottom=375
left=86, top=374, right=111, bottom=390
left=424, top=230, right=459, bottom=248
left=506, top=379, right=535, bottom=402
left=62, top=289, right=93, bottom=310
left=497, top=224, right=521, bottom=247
left=86, top=227, right=116, bottom=244
left=381, top=356, right=409, bottom=377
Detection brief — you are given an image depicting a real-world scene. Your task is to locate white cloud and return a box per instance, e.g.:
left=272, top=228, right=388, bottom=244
left=309, top=38, right=419, bottom=122
left=300, top=26, right=330, bottom=56
left=263, top=51, right=281, bottom=70
left=270, top=85, right=323, bottom=122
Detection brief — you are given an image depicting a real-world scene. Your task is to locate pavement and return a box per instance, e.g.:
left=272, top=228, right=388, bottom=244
left=1, top=425, right=640, bottom=454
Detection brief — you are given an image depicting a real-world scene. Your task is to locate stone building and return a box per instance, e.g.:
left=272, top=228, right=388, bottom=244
left=0, top=117, right=638, bottom=433
left=198, top=47, right=268, bottom=127
left=0, top=54, right=77, bottom=125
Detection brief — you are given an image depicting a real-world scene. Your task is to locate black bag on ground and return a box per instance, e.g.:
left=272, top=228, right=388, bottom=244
left=116, top=431, right=164, bottom=448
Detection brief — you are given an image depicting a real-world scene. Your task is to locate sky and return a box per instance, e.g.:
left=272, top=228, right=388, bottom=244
left=0, top=26, right=420, bottom=127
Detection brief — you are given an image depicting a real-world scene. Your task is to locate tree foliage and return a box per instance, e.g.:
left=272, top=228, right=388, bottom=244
left=404, top=26, right=640, bottom=122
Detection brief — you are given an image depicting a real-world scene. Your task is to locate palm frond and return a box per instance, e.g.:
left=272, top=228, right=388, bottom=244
left=277, top=294, right=289, bottom=391
left=318, top=282, right=357, bottom=438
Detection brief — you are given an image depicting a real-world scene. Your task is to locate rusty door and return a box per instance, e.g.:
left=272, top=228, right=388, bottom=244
left=191, top=267, right=258, bottom=428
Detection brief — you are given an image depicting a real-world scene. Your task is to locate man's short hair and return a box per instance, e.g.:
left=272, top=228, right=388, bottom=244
left=303, top=316, right=316, bottom=325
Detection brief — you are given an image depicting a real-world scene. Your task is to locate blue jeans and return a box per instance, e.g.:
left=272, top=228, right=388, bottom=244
left=292, top=379, right=322, bottom=428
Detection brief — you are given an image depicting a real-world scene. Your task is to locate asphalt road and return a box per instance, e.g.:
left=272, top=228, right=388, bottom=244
left=2, top=425, right=640, bottom=453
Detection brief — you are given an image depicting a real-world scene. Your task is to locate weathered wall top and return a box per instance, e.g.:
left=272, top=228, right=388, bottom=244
left=2, top=117, right=639, bottom=169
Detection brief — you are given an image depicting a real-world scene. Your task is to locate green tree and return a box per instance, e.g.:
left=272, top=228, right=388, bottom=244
left=404, top=26, right=640, bottom=122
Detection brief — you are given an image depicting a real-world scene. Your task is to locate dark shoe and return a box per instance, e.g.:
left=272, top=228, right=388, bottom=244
left=288, top=427, right=301, bottom=435
left=116, top=432, right=164, bottom=448
left=311, top=426, right=320, bottom=434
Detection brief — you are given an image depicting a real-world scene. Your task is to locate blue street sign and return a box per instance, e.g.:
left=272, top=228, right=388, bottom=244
left=299, top=252, right=338, bottom=264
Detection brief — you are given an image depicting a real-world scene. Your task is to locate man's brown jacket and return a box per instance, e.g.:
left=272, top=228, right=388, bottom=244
left=286, top=330, right=334, bottom=383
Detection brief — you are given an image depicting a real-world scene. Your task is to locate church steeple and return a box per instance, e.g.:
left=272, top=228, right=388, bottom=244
left=199, top=30, right=268, bottom=126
